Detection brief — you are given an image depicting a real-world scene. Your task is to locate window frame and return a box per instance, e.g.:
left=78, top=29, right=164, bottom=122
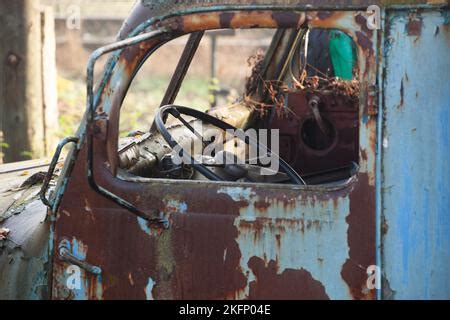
left=83, top=9, right=377, bottom=218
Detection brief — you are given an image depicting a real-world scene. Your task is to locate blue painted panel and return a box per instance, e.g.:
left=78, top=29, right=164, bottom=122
left=382, top=10, right=450, bottom=299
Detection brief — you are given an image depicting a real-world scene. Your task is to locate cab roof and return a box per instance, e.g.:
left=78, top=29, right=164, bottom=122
left=118, top=0, right=448, bottom=39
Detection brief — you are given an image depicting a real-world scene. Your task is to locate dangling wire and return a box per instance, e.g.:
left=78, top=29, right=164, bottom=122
left=289, top=28, right=310, bottom=89
left=277, top=28, right=308, bottom=83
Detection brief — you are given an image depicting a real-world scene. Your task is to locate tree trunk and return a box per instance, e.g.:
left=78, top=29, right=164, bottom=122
left=0, top=0, right=44, bottom=163
left=41, top=6, right=59, bottom=156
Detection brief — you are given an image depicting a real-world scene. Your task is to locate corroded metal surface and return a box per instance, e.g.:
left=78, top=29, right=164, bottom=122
left=0, top=161, right=51, bottom=300
left=117, top=0, right=448, bottom=40
left=0, top=198, right=50, bottom=300
left=0, top=0, right=447, bottom=301
left=381, top=10, right=450, bottom=299
left=51, top=7, right=379, bottom=300
left=0, top=160, right=49, bottom=222
left=272, top=91, right=359, bottom=176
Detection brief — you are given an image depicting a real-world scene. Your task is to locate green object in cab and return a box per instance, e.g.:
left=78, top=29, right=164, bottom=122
left=329, top=30, right=356, bottom=80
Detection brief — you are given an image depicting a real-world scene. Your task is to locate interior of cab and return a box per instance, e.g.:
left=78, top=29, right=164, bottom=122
left=117, top=27, right=360, bottom=186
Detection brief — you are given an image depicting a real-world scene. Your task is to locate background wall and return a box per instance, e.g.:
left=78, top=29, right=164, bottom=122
left=0, top=0, right=274, bottom=162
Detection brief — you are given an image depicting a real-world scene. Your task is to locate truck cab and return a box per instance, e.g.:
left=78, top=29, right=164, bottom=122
left=1, top=0, right=449, bottom=300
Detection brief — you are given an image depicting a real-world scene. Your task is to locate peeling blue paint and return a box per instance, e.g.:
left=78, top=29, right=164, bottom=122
left=71, top=238, right=87, bottom=260
left=137, top=217, right=153, bottom=235
left=382, top=10, right=450, bottom=299
left=165, top=199, right=188, bottom=214
left=218, top=187, right=255, bottom=202
left=43, top=2, right=449, bottom=301
left=145, top=278, right=156, bottom=300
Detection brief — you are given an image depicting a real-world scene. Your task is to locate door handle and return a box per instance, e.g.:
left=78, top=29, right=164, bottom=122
left=58, top=239, right=102, bottom=275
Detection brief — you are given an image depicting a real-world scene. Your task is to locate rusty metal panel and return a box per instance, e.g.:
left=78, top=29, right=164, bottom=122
left=0, top=200, right=50, bottom=300
left=381, top=9, right=450, bottom=299
left=137, top=0, right=447, bottom=20
left=272, top=91, right=359, bottom=175
left=53, top=161, right=375, bottom=299
left=0, top=160, right=52, bottom=299
left=50, top=8, right=379, bottom=300
left=118, top=1, right=448, bottom=41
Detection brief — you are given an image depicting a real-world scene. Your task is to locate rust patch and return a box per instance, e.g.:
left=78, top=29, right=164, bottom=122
left=120, top=37, right=164, bottom=71
left=355, top=31, right=374, bottom=55
left=237, top=219, right=265, bottom=243
left=361, top=149, right=368, bottom=162
left=180, top=13, right=222, bottom=32
left=317, top=11, right=334, bottom=20
left=171, top=213, right=248, bottom=299
left=247, top=257, right=330, bottom=300
left=219, top=12, right=235, bottom=29
left=406, top=16, right=423, bottom=36
left=254, top=200, right=270, bottom=212
left=341, top=173, right=376, bottom=300
left=354, top=12, right=374, bottom=37
left=162, top=16, right=185, bottom=32
left=275, top=234, right=281, bottom=250
left=230, top=11, right=277, bottom=29
left=53, top=147, right=158, bottom=300
left=188, top=192, right=249, bottom=216
left=271, top=11, right=305, bottom=28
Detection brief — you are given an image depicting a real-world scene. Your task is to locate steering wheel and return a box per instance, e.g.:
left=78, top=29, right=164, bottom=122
left=154, top=105, right=305, bottom=185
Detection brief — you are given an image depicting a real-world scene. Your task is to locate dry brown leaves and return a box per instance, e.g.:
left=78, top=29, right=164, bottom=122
left=245, top=50, right=265, bottom=96
left=244, top=52, right=360, bottom=117
left=293, top=75, right=360, bottom=99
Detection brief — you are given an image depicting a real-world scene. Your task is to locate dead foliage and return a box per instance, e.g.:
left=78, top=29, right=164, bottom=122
left=245, top=50, right=265, bottom=96
left=243, top=52, right=360, bottom=117
left=293, top=75, right=359, bottom=100
left=244, top=80, right=286, bottom=117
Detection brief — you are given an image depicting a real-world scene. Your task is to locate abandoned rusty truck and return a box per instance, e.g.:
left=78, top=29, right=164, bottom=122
left=1, top=0, right=449, bottom=300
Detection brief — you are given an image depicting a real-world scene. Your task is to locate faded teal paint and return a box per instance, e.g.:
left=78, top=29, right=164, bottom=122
left=70, top=238, right=89, bottom=300
left=164, top=199, right=188, bottom=214
left=57, top=238, right=104, bottom=300
left=137, top=217, right=153, bottom=235
left=382, top=10, right=450, bottom=299
left=234, top=190, right=352, bottom=299
left=375, top=8, right=387, bottom=300
left=99, top=63, right=128, bottom=115
left=145, top=277, right=156, bottom=300
left=71, top=237, right=87, bottom=260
